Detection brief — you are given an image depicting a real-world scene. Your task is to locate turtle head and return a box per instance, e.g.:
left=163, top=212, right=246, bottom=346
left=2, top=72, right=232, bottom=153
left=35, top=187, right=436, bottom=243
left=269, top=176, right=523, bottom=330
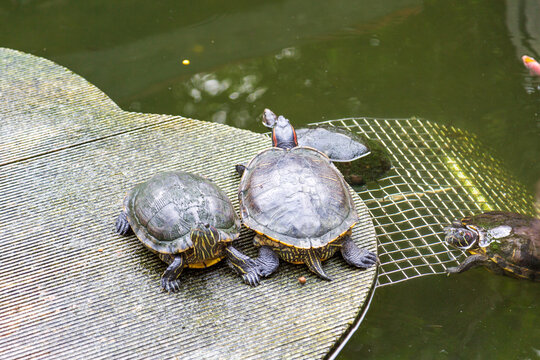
left=191, top=223, right=222, bottom=260
left=262, top=109, right=298, bottom=149
left=444, top=226, right=479, bottom=250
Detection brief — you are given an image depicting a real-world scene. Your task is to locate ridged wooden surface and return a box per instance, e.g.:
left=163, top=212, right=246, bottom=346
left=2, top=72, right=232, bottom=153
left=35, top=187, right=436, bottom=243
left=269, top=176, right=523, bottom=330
left=0, top=48, right=377, bottom=359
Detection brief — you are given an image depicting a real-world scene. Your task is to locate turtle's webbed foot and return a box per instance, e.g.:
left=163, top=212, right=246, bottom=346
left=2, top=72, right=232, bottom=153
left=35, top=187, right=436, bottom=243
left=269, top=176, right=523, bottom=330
left=161, top=278, right=182, bottom=293
left=115, top=211, right=132, bottom=236
left=255, top=246, right=280, bottom=277
left=341, top=238, right=377, bottom=269
left=226, top=246, right=261, bottom=287
left=160, top=255, right=185, bottom=293
left=242, top=271, right=260, bottom=287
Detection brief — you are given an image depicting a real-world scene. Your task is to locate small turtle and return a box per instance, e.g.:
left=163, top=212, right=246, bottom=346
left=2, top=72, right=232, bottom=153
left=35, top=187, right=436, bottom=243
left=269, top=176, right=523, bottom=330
left=283, top=124, right=391, bottom=186
left=444, top=211, right=540, bottom=281
left=115, top=171, right=261, bottom=292
left=236, top=109, right=377, bottom=280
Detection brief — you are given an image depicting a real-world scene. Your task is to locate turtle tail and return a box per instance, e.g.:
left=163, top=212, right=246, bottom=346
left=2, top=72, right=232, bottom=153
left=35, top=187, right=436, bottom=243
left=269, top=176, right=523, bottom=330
left=304, top=249, right=332, bottom=281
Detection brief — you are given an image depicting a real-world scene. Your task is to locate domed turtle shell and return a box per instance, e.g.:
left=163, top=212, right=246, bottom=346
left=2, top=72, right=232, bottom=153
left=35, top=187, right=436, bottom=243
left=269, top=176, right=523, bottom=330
left=296, top=124, right=371, bottom=161
left=295, top=124, right=392, bottom=186
left=238, top=146, right=358, bottom=249
left=124, top=171, right=240, bottom=254
left=445, top=211, right=540, bottom=280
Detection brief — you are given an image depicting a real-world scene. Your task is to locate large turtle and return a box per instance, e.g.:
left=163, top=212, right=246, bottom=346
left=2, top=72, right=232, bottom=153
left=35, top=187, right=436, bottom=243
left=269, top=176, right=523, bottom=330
left=444, top=211, right=540, bottom=281
left=115, top=171, right=261, bottom=292
left=294, top=124, right=392, bottom=186
left=236, top=109, right=377, bottom=280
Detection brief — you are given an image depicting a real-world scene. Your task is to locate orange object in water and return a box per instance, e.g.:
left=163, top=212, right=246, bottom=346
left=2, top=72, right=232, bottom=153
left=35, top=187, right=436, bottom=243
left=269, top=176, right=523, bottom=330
left=522, top=55, right=540, bottom=76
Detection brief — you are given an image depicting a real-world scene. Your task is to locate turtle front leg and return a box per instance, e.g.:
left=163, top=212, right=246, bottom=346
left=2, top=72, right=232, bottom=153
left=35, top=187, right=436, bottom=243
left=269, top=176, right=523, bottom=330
left=447, top=254, right=490, bottom=274
left=158, top=253, right=185, bottom=293
left=225, top=246, right=262, bottom=286
left=340, top=236, right=377, bottom=269
left=115, top=210, right=133, bottom=236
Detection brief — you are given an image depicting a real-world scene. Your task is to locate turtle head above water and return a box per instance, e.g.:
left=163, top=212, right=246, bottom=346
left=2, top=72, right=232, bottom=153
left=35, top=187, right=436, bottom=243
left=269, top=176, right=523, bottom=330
left=262, top=108, right=298, bottom=149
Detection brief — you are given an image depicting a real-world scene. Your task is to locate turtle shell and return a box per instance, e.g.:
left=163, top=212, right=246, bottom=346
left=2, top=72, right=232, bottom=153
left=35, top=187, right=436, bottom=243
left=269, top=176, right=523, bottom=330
left=296, top=125, right=370, bottom=161
left=464, top=211, right=540, bottom=278
left=238, top=146, right=358, bottom=249
left=296, top=124, right=392, bottom=186
left=124, top=171, right=239, bottom=254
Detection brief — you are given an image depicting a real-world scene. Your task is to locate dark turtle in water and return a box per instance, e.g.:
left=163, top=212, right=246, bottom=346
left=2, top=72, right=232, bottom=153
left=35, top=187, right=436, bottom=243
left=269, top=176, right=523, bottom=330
left=236, top=109, right=377, bottom=280
left=262, top=115, right=391, bottom=186
left=444, top=211, right=540, bottom=281
left=115, top=171, right=261, bottom=292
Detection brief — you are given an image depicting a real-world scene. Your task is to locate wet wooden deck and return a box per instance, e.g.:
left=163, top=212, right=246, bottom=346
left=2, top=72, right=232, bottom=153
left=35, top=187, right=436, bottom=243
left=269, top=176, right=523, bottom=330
left=0, top=48, right=377, bottom=359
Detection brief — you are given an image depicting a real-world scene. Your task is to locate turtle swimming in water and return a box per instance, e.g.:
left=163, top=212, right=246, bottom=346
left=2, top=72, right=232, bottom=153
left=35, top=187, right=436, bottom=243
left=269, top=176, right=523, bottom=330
left=115, top=171, right=262, bottom=292
left=293, top=124, right=392, bottom=186
left=444, top=211, right=540, bottom=281
left=236, top=109, right=377, bottom=281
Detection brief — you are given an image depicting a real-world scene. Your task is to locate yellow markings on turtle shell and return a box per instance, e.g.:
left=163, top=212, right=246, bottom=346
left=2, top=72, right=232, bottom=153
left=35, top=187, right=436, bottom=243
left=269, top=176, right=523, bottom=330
left=188, top=256, right=224, bottom=268
left=250, top=222, right=356, bottom=247
left=319, top=175, right=339, bottom=183
left=445, top=156, right=494, bottom=211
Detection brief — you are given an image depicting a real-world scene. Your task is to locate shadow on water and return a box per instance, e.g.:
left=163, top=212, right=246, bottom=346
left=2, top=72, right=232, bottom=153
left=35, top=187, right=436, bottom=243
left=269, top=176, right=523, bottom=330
left=1, top=0, right=539, bottom=358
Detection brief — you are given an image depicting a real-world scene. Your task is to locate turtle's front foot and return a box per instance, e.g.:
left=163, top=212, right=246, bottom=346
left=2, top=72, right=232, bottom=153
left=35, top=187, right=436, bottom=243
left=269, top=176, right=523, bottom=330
left=242, top=272, right=260, bottom=287
left=115, top=211, right=132, bottom=236
left=226, top=246, right=261, bottom=287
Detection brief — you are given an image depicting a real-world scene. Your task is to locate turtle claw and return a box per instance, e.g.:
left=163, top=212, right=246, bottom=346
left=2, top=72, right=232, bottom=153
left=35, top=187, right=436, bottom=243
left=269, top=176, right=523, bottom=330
left=341, top=237, right=377, bottom=269
left=356, top=249, right=377, bottom=268
left=115, top=211, right=132, bottom=236
left=161, top=278, right=182, bottom=293
left=350, top=249, right=377, bottom=268
left=242, top=272, right=260, bottom=287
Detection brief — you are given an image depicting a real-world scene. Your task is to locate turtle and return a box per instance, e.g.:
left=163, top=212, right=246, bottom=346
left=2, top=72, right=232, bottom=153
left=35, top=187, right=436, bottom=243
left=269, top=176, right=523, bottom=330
left=444, top=211, right=540, bottom=281
left=115, top=171, right=262, bottom=292
left=236, top=109, right=377, bottom=280
left=293, top=124, right=392, bottom=186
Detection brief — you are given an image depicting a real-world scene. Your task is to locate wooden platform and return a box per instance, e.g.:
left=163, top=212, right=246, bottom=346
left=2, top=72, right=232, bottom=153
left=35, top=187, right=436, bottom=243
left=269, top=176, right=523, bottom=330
left=0, top=48, right=377, bottom=359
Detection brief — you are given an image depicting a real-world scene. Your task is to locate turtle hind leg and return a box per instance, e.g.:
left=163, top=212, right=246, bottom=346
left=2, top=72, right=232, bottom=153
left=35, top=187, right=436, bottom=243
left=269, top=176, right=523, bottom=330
left=225, top=246, right=262, bottom=286
left=115, top=211, right=133, bottom=236
left=235, top=163, right=247, bottom=176
left=340, top=236, right=377, bottom=269
left=304, top=249, right=332, bottom=281
left=447, top=254, right=491, bottom=275
left=159, top=254, right=185, bottom=293
left=255, top=246, right=280, bottom=277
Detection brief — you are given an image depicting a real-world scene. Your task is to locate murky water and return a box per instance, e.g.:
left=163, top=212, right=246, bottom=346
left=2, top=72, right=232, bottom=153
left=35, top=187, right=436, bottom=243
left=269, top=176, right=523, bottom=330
left=2, top=0, right=539, bottom=358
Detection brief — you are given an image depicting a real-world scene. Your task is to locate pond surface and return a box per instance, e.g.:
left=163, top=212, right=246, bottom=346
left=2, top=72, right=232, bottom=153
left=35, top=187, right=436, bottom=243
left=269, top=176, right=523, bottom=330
left=2, top=0, right=539, bottom=358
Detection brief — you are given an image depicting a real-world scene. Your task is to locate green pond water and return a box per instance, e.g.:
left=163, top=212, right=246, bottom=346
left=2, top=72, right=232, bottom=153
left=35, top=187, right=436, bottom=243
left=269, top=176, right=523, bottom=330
left=2, top=0, right=539, bottom=358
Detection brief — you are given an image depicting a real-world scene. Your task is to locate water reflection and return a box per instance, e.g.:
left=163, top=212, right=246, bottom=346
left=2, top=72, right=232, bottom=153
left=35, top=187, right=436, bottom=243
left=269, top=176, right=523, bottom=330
left=156, top=48, right=305, bottom=128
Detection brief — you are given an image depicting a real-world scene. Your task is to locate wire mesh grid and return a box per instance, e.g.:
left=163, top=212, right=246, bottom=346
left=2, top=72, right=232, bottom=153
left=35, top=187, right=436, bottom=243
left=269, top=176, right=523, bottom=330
left=314, top=117, right=536, bottom=287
